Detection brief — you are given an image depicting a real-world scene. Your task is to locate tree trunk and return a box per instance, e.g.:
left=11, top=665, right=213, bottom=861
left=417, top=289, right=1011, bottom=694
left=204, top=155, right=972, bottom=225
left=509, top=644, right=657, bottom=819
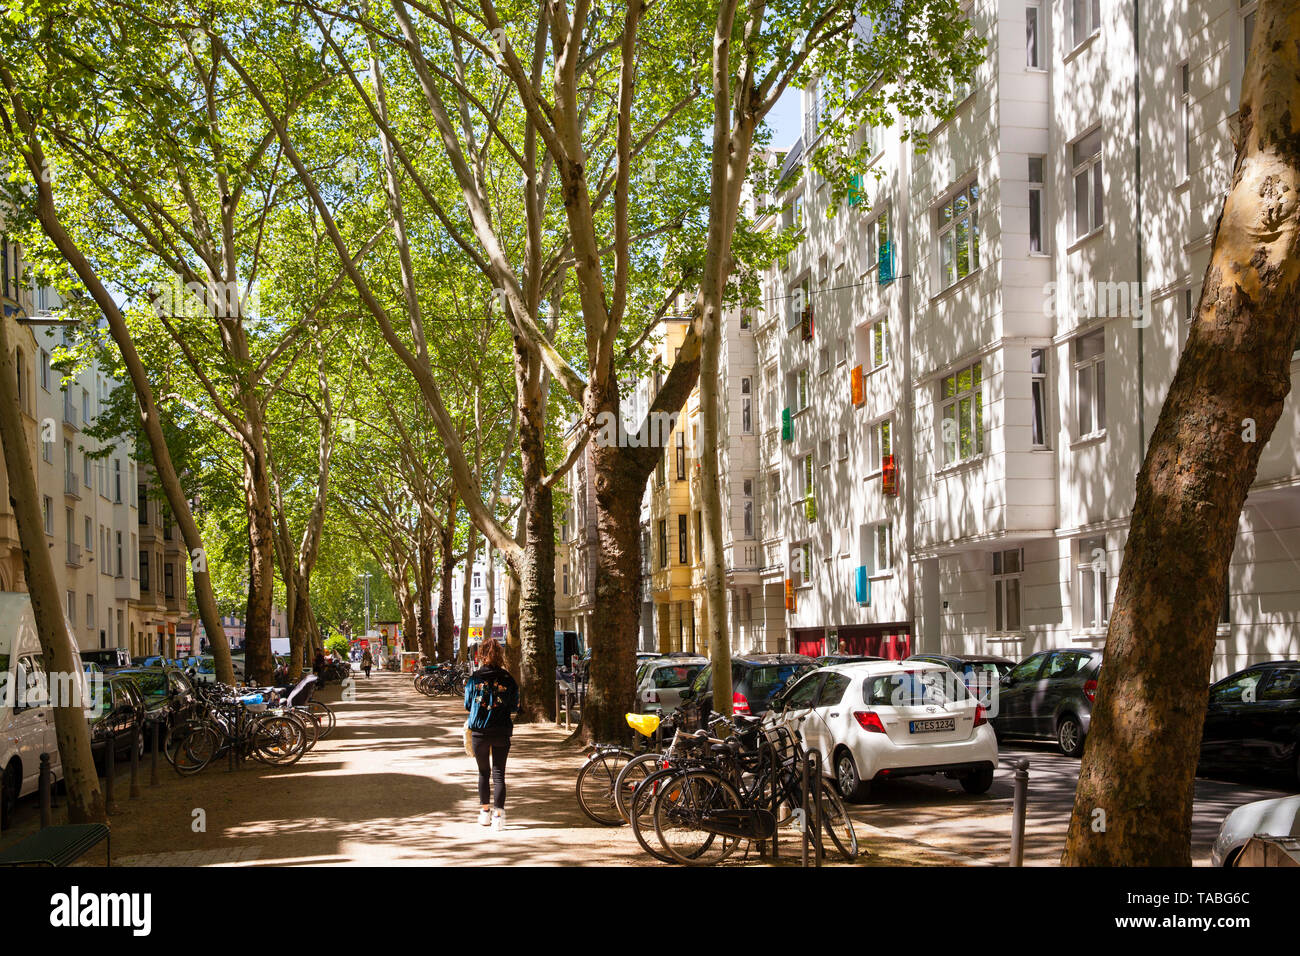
left=436, top=494, right=457, bottom=661
left=243, top=451, right=277, bottom=686
left=0, top=74, right=237, bottom=685
left=482, top=541, right=496, bottom=644
left=459, top=525, right=477, bottom=660
left=0, top=315, right=105, bottom=823
left=1062, top=0, right=1300, bottom=866
left=415, top=521, right=436, bottom=659
left=287, top=572, right=312, bottom=682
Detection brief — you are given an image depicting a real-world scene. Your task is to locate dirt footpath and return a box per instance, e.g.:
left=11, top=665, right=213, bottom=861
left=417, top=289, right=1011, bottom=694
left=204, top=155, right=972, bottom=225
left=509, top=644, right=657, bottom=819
left=2, top=669, right=954, bottom=866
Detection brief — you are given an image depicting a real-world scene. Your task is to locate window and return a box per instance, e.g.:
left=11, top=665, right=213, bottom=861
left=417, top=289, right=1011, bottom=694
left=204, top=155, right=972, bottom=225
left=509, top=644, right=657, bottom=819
left=40, top=349, right=50, bottom=391
left=871, top=523, right=893, bottom=573
left=786, top=367, right=810, bottom=414
left=1177, top=62, right=1191, bottom=183
left=675, top=430, right=686, bottom=480
left=116, top=531, right=123, bottom=577
left=83, top=451, right=91, bottom=488
left=113, top=458, right=122, bottom=503
left=43, top=495, right=53, bottom=534
left=791, top=541, right=812, bottom=586
left=656, top=452, right=665, bottom=487
left=868, top=418, right=892, bottom=472
left=870, top=319, right=890, bottom=369
left=803, top=79, right=820, bottom=145
left=473, top=572, right=481, bottom=588
left=837, top=431, right=849, bottom=461
left=42, top=432, right=52, bottom=463
left=937, top=182, right=979, bottom=289
left=473, top=599, right=482, bottom=617
left=1074, top=330, right=1106, bottom=438
left=818, top=346, right=830, bottom=376
left=1241, top=1, right=1259, bottom=79
left=940, top=361, right=984, bottom=465
left=678, top=513, right=688, bottom=565
left=992, top=548, right=1023, bottom=632
left=562, top=564, right=570, bottom=595
left=1078, top=537, right=1108, bottom=629
left=1072, top=128, right=1104, bottom=239
left=81, top=387, right=89, bottom=423
left=741, top=377, right=752, bottom=433
left=867, top=207, right=891, bottom=276
left=140, top=551, right=149, bottom=590
left=795, top=453, right=814, bottom=502
left=67, top=590, right=76, bottom=626
left=695, top=511, right=703, bottom=558
left=84, top=515, right=92, bottom=550
left=1219, top=573, right=1231, bottom=625
left=1028, top=156, right=1046, bottom=253
left=1026, top=1, right=1042, bottom=67
left=1031, top=348, right=1049, bottom=448
left=1072, top=0, right=1100, bottom=47
left=740, top=312, right=752, bottom=331
left=164, top=562, right=175, bottom=600
left=743, top=479, right=754, bottom=539
left=14, top=347, right=25, bottom=411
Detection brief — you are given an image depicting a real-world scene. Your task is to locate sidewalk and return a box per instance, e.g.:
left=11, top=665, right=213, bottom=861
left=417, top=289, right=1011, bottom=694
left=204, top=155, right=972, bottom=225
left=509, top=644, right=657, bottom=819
left=3, top=670, right=956, bottom=866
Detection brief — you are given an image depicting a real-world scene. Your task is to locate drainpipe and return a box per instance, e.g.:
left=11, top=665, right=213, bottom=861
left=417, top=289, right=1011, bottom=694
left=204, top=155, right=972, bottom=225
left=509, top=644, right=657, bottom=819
left=899, top=138, right=917, bottom=641
left=1133, top=0, right=1146, bottom=447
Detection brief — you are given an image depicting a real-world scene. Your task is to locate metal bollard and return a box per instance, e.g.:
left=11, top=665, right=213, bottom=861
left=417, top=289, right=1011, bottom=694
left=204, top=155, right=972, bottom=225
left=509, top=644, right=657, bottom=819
left=39, top=753, right=52, bottom=829
left=1009, top=758, right=1030, bottom=867
left=150, top=720, right=160, bottom=787
left=129, top=726, right=141, bottom=798
left=554, top=682, right=561, bottom=727
left=104, top=734, right=116, bottom=815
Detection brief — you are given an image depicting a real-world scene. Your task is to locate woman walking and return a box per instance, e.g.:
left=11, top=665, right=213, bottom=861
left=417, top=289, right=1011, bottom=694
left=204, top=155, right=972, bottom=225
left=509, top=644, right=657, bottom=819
left=464, top=637, right=520, bottom=832
left=361, top=647, right=373, bottom=678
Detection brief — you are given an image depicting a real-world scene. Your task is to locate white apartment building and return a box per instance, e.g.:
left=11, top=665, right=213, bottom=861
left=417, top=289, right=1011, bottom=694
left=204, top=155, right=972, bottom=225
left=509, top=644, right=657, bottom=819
left=741, top=0, right=1300, bottom=678
left=444, top=558, right=507, bottom=643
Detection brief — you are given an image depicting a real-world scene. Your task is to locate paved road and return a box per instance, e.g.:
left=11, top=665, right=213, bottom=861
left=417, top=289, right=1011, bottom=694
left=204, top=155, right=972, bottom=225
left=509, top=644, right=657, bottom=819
left=841, top=740, right=1294, bottom=866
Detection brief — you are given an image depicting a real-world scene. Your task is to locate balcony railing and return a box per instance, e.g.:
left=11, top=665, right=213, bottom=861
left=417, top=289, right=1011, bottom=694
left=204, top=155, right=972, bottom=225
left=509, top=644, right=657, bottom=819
left=64, top=471, right=80, bottom=496
left=62, top=396, right=77, bottom=429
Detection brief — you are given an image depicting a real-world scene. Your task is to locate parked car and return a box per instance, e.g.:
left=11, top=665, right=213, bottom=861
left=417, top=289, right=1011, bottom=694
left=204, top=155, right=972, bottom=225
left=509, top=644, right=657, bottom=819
left=1198, top=661, right=1300, bottom=785
left=688, top=654, right=815, bottom=716
left=814, top=654, right=884, bottom=667
left=906, top=653, right=1015, bottom=704
left=634, top=656, right=708, bottom=714
left=81, top=647, right=132, bottom=670
left=1210, top=794, right=1300, bottom=866
left=0, top=594, right=85, bottom=827
left=114, top=666, right=199, bottom=734
left=88, top=673, right=147, bottom=766
left=554, top=630, right=585, bottom=678
left=767, top=660, right=998, bottom=802
left=989, top=648, right=1102, bottom=756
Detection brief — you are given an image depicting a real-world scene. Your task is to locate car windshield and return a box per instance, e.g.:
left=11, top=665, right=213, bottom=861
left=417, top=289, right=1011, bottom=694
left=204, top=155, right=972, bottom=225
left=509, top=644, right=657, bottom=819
left=864, top=669, right=970, bottom=706
left=198, top=659, right=215, bottom=674
left=126, top=672, right=168, bottom=700
left=654, top=664, right=703, bottom=689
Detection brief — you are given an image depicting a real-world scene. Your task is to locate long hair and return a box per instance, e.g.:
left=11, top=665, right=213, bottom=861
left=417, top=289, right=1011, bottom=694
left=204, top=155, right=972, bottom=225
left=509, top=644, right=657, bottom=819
left=479, top=637, right=505, bottom=669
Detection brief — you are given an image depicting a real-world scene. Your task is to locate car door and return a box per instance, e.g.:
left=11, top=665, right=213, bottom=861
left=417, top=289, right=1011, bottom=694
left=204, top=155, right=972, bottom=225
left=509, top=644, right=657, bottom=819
left=1201, top=668, right=1268, bottom=772
left=1035, top=651, right=1092, bottom=735
left=995, top=653, right=1048, bottom=734
left=807, top=672, right=854, bottom=760
left=775, top=672, right=826, bottom=748
left=1253, top=667, right=1300, bottom=771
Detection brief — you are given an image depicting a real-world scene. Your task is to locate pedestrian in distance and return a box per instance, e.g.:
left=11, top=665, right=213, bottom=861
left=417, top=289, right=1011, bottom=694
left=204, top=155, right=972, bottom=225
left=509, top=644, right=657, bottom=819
left=361, top=648, right=373, bottom=678
left=464, top=637, right=520, bottom=832
left=313, top=650, right=326, bottom=676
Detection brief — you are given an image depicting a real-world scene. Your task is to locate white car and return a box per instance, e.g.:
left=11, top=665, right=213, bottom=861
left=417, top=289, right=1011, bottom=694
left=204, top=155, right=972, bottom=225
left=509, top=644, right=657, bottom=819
left=1210, top=794, right=1300, bottom=867
left=766, top=660, right=998, bottom=802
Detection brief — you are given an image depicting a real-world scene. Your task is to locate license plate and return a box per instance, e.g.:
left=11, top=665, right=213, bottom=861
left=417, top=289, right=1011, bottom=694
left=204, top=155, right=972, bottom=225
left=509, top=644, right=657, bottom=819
left=909, top=717, right=955, bottom=734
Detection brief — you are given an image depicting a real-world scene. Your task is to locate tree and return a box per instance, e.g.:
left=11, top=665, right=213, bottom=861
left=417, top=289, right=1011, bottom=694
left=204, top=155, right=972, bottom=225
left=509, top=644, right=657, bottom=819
left=1062, top=0, right=1300, bottom=866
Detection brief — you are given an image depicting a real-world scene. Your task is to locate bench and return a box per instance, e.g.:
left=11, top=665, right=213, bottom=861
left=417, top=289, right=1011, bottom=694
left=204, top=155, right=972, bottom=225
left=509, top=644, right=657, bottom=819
left=0, top=823, right=111, bottom=867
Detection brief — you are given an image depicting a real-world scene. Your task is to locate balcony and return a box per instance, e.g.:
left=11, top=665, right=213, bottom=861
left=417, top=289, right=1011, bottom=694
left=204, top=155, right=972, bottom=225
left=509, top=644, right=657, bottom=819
left=65, top=542, right=82, bottom=568
left=62, top=396, right=78, bottom=430
left=63, top=470, right=80, bottom=498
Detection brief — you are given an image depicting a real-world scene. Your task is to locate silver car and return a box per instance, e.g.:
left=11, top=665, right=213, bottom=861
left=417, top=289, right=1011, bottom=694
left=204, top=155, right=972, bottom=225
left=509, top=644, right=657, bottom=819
left=635, top=656, right=708, bottom=714
left=1210, top=794, right=1300, bottom=866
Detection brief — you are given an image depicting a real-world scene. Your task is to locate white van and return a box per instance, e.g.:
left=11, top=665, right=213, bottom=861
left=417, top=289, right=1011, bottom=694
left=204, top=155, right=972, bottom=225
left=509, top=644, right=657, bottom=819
left=0, top=593, right=86, bottom=825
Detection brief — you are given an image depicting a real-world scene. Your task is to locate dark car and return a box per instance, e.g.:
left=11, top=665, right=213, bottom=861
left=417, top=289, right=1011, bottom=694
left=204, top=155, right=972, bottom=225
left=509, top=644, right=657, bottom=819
left=1198, top=661, right=1300, bottom=786
left=114, top=666, right=199, bottom=734
left=87, top=673, right=147, bottom=766
left=906, top=653, right=1015, bottom=704
left=814, top=654, right=884, bottom=667
left=689, top=654, right=815, bottom=716
left=81, top=647, right=132, bottom=670
left=989, top=648, right=1102, bottom=756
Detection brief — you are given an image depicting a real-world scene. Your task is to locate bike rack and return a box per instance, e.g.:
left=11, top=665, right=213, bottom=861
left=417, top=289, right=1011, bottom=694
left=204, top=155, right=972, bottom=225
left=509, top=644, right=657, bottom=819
left=799, top=749, right=824, bottom=868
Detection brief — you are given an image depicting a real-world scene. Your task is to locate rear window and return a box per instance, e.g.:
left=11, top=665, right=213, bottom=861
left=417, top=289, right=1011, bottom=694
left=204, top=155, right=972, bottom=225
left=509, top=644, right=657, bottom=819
left=742, top=663, right=809, bottom=701
left=127, top=672, right=167, bottom=700
left=653, top=664, right=703, bottom=689
left=863, top=669, right=970, bottom=706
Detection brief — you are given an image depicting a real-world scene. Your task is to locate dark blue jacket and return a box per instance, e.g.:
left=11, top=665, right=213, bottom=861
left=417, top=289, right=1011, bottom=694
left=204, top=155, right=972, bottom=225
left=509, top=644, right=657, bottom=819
left=464, top=666, right=520, bottom=732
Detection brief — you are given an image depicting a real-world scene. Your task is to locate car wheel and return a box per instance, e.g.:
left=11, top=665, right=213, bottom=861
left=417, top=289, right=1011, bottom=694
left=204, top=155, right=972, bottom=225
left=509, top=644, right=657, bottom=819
left=960, top=765, right=995, bottom=794
left=834, top=749, right=870, bottom=803
left=1, top=760, right=19, bottom=828
left=1057, top=715, right=1085, bottom=757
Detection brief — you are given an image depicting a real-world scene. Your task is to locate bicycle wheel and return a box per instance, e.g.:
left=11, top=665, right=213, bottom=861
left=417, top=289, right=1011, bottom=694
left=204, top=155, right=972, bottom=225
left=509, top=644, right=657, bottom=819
left=288, top=709, right=319, bottom=752
left=652, top=770, right=742, bottom=867
left=817, top=780, right=859, bottom=861
left=164, top=720, right=218, bottom=775
left=253, top=714, right=306, bottom=765
left=629, top=767, right=683, bottom=864
left=306, top=700, right=335, bottom=738
left=575, top=748, right=635, bottom=826
left=614, top=751, right=662, bottom=823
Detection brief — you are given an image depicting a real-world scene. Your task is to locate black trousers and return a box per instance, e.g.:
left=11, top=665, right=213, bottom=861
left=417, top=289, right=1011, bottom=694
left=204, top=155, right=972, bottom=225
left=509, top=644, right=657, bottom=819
left=471, top=729, right=512, bottom=809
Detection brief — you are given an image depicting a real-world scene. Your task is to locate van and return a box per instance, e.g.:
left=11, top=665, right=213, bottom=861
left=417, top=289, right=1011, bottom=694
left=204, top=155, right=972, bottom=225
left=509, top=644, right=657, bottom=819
left=554, top=630, right=585, bottom=673
left=0, top=593, right=87, bottom=826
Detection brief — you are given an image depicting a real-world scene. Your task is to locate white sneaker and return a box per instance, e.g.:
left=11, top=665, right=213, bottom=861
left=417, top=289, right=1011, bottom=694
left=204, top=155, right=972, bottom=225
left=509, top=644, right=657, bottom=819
left=477, top=809, right=492, bottom=827
left=492, top=810, right=506, bottom=832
